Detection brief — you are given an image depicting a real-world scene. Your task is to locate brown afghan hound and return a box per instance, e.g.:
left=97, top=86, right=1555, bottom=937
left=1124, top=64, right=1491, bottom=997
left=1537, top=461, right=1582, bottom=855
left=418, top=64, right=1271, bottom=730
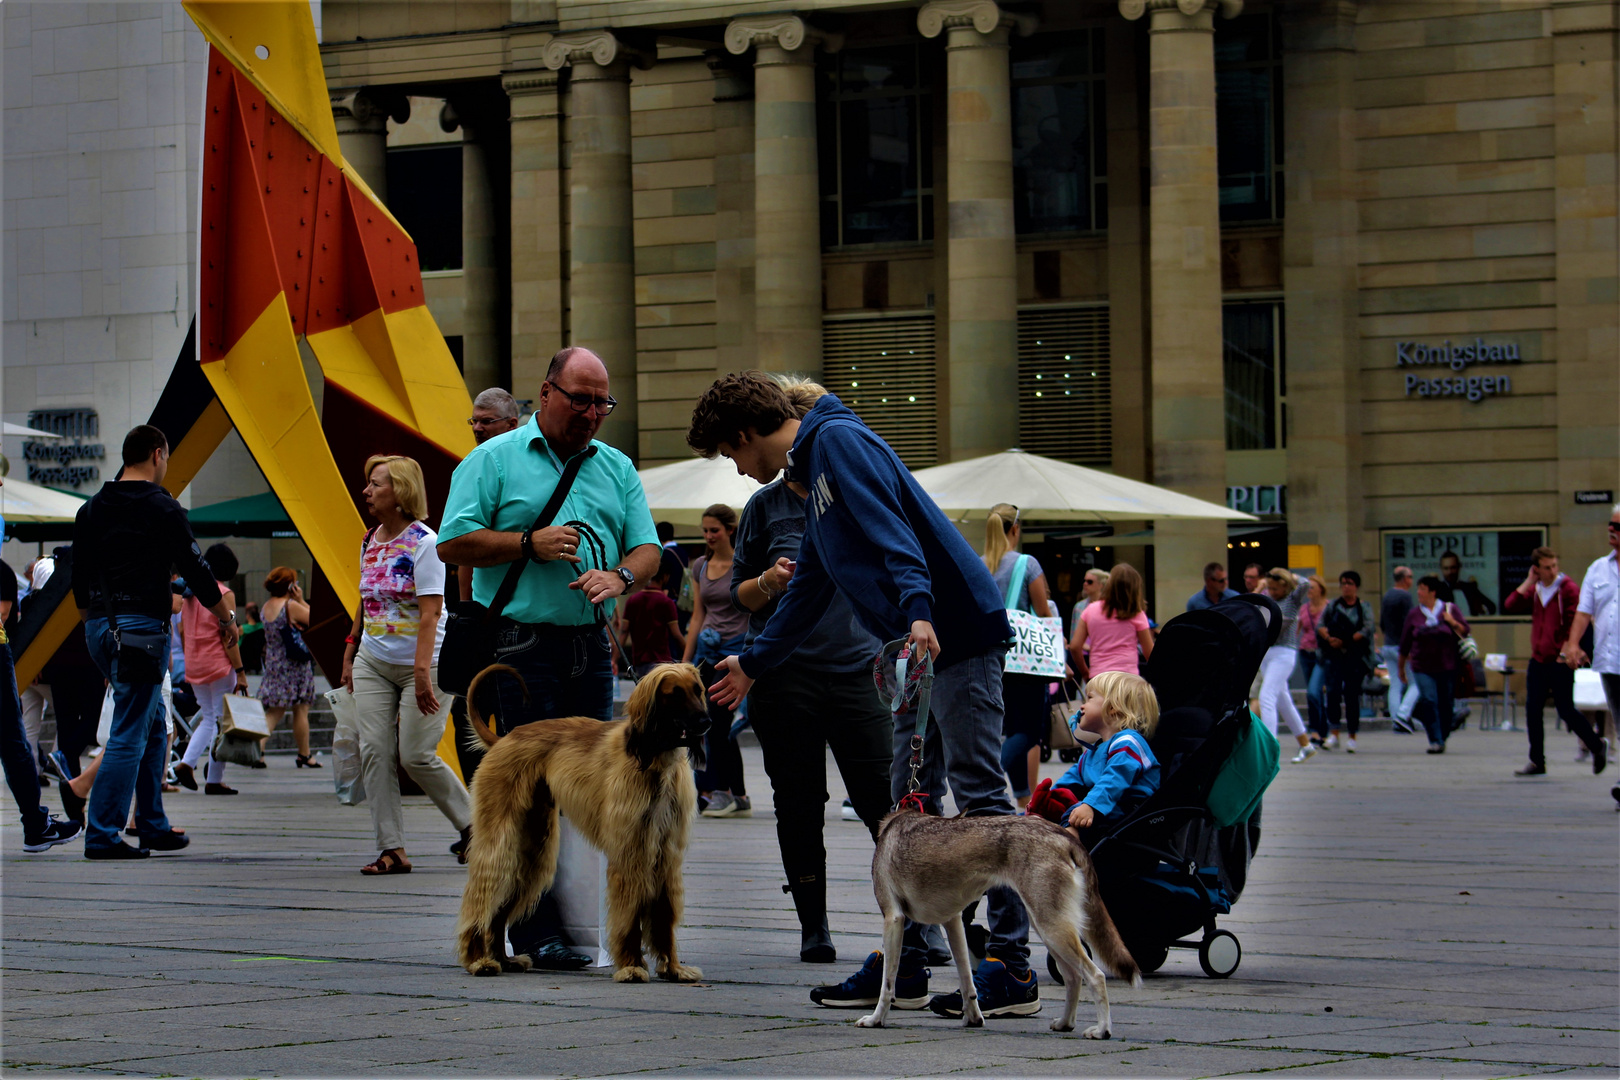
left=454, top=662, right=710, bottom=984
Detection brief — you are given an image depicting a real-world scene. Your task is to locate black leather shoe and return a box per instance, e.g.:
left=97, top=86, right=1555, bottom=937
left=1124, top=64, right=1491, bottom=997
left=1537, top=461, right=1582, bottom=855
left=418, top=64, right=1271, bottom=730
left=138, top=829, right=190, bottom=852
left=173, top=762, right=198, bottom=791
left=85, top=842, right=150, bottom=860
left=1593, top=739, right=1608, bottom=776
left=1514, top=763, right=1546, bottom=776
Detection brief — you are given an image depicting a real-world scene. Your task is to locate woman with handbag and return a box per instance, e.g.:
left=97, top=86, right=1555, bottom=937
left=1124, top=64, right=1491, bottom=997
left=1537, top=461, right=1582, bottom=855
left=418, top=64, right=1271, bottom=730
left=342, top=455, right=472, bottom=876
left=1399, top=575, right=1471, bottom=755
left=983, top=503, right=1056, bottom=810
left=174, top=543, right=248, bottom=795
left=680, top=503, right=752, bottom=818
left=258, top=567, right=320, bottom=768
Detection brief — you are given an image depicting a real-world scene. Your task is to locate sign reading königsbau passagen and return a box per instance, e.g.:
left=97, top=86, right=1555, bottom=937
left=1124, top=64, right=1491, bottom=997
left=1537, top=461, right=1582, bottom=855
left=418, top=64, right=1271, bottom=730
left=1397, top=339, right=1520, bottom=403
left=25, top=407, right=104, bottom=488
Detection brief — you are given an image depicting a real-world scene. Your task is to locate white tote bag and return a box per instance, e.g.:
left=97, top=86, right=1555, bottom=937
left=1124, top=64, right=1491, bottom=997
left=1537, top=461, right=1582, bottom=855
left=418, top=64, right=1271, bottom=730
left=553, top=816, right=612, bottom=967
left=1002, top=555, right=1067, bottom=678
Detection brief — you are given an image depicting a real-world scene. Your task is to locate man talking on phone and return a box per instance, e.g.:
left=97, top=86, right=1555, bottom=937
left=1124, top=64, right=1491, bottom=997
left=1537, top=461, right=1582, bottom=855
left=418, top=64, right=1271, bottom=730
left=687, top=372, right=1038, bottom=1021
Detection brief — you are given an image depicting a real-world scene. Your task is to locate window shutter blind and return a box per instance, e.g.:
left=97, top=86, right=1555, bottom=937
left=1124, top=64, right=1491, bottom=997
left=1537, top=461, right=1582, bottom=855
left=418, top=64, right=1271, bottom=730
left=1016, top=305, right=1111, bottom=467
left=821, top=314, right=938, bottom=467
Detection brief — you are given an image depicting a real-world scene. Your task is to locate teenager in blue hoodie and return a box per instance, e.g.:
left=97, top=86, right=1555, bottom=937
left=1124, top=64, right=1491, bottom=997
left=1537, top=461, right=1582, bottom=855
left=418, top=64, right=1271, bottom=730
left=688, top=372, right=1037, bottom=1020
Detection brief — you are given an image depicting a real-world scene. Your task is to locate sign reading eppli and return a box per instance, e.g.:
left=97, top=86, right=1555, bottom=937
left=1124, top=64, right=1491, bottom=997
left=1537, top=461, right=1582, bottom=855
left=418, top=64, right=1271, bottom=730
left=1397, top=339, right=1520, bottom=403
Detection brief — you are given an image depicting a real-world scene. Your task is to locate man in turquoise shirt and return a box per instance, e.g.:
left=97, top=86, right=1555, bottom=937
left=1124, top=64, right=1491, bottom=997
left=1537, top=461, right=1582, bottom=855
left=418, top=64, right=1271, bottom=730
left=438, top=346, right=659, bottom=969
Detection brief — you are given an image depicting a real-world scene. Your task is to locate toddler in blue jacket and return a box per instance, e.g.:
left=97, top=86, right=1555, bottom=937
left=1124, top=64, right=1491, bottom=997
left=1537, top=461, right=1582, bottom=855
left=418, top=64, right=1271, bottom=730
left=1029, top=670, right=1161, bottom=846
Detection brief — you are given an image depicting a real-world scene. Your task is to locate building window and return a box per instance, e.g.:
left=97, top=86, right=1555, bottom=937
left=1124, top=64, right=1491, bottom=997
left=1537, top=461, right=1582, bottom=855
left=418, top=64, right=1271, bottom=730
left=1223, top=300, right=1285, bottom=451
left=385, top=145, right=463, bottom=271
left=1011, top=29, right=1107, bottom=235
left=1017, top=306, right=1111, bottom=466
left=821, top=313, right=937, bottom=466
left=1214, top=12, right=1282, bottom=223
left=819, top=43, right=934, bottom=249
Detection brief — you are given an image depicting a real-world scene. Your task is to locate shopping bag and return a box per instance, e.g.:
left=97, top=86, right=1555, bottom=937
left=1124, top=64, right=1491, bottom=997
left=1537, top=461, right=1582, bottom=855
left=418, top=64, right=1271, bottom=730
left=1002, top=555, right=1067, bottom=678
left=95, top=687, right=114, bottom=747
left=220, top=694, right=270, bottom=739
left=553, top=816, right=611, bottom=968
left=212, top=731, right=264, bottom=767
left=325, top=687, right=366, bottom=806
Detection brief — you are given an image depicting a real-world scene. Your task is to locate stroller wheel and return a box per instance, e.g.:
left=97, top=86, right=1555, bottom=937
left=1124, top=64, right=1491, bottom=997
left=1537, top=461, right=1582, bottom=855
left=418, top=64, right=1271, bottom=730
left=1045, top=940, right=1094, bottom=985
left=1039, top=745, right=1052, bottom=763
left=1058, top=747, right=1082, bottom=764
left=1129, top=941, right=1167, bottom=974
left=1198, top=930, right=1241, bottom=979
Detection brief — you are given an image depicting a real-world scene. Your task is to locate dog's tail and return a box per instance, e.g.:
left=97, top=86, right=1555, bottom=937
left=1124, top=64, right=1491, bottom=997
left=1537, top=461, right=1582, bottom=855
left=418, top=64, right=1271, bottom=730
left=1072, top=846, right=1142, bottom=988
left=465, top=664, right=527, bottom=750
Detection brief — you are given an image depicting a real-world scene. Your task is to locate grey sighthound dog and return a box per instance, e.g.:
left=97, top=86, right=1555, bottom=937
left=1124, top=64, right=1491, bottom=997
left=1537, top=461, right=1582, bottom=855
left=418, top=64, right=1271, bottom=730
left=857, top=810, right=1140, bottom=1037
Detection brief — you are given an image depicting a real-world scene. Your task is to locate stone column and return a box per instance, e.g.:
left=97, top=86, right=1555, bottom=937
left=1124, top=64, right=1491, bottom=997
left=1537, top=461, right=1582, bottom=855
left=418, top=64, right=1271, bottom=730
left=1552, top=1, right=1619, bottom=569
left=441, top=101, right=502, bottom=395
left=725, top=16, right=841, bottom=377
left=707, top=52, right=756, bottom=378
left=503, top=71, right=565, bottom=401
left=1282, top=1, right=1362, bottom=579
left=544, top=31, right=650, bottom=460
left=1120, top=0, right=1239, bottom=620
left=918, top=0, right=1036, bottom=463
left=330, top=88, right=408, bottom=202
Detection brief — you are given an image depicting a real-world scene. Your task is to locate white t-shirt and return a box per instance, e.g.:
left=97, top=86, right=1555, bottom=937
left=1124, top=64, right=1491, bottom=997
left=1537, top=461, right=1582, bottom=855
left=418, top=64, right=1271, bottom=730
left=358, top=520, right=448, bottom=667
left=1577, top=551, right=1619, bottom=675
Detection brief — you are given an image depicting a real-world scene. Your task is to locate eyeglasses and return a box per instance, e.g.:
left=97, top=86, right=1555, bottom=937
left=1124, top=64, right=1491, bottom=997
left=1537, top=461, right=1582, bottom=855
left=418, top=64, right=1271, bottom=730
left=466, top=415, right=514, bottom=428
left=1609, top=521, right=1620, bottom=532
left=546, top=383, right=617, bottom=416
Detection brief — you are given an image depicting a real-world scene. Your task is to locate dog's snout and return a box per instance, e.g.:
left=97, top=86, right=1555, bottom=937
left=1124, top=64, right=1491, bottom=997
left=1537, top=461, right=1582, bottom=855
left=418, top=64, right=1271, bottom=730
left=688, top=710, right=712, bottom=737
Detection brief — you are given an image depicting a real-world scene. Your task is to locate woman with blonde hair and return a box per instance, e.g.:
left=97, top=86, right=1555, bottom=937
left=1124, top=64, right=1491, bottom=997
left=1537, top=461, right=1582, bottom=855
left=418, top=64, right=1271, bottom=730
left=1260, top=567, right=1320, bottom=762
left=341, top=454, right=471, bottom=876
left=1070, top=563, right=1153, bottom=676
left=983, top=503, right=1054, bottom=810
left=259, top=566, right=319, bottom=767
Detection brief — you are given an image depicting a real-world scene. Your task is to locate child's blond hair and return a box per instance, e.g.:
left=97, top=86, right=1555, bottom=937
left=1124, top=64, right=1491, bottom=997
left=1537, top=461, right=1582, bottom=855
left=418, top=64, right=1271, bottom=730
left=1086, top=671, right=1160, bottom=738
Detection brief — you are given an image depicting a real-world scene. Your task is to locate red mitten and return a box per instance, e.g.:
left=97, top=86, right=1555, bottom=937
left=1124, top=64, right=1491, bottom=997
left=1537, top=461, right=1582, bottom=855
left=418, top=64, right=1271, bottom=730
left=1027, top=778, right=1079, bottom=823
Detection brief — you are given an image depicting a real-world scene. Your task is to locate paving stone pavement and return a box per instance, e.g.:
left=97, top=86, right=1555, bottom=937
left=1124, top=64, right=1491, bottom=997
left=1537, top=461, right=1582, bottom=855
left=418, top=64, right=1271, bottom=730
left=2, top=726, right=1616, bottom=1078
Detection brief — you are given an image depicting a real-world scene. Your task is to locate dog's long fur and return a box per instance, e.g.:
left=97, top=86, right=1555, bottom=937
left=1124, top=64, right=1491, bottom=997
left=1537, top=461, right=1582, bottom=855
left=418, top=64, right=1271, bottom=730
left=858, top=810, right=1140, bottom=1037
left=454, top=663, right=708, bottom=984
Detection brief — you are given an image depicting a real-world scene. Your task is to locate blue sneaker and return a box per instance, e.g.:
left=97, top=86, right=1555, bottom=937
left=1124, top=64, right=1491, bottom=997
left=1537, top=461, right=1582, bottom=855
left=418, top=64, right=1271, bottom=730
left=928, top=956, right=1040, bottom=1018
left=810, top=950, right=929, bottom=1009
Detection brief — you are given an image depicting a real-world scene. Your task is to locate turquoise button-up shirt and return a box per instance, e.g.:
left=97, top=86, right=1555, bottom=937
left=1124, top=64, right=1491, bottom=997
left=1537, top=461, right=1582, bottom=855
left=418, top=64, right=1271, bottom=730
left=437, top=414, right=658, bottom=627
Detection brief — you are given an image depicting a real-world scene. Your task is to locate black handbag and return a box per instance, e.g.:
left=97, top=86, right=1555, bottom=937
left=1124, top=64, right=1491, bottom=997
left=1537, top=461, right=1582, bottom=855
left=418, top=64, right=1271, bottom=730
left=437, top=446, right=597, bottom=696
left=280, top=618, right=313, bottom=665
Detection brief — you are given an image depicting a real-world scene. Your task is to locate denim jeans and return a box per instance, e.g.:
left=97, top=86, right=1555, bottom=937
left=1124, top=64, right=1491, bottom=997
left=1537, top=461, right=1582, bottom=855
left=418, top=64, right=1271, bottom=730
left=487, top=622, right=612, bottom=957
left=84, top=616, right=173, bottom=850
left=1320, top=653, right=1363, bottom=738
left=1297, top=650, right=1325, bottom=734
left=0, top=643, right=50, bottom=836
left=891, top=649, right=1030, bottom=975
left=1413, top=670, right=1454, bottom=746
left=693, top=631, right=746, bottom=796
left=1381, top=645, right=1418, bottom=720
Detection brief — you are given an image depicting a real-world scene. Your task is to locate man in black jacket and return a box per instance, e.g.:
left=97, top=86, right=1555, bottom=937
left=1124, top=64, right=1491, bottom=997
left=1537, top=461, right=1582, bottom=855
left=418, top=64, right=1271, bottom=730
left=72, top=425, right=238, bottom=859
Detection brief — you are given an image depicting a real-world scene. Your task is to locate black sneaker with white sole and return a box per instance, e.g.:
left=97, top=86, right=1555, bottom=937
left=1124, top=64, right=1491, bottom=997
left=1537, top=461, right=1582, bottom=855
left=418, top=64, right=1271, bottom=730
left=928, top=956, right=1041, bottom=1019
left=810, top=950, right=929, bottom=1009
left=22, top=815, right=82, bottom=853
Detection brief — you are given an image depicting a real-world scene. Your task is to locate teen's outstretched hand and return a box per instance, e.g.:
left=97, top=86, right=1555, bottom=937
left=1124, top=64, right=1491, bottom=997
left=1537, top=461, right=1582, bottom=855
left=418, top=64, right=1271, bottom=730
left=908, top=620, right=941, bottom=664
left=708, top=655, right=753, bottom=708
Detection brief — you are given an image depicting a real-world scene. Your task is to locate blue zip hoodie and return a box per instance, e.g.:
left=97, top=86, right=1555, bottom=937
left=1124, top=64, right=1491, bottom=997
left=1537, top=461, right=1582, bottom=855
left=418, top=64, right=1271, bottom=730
left=738, top=395, right=1011, bottom=677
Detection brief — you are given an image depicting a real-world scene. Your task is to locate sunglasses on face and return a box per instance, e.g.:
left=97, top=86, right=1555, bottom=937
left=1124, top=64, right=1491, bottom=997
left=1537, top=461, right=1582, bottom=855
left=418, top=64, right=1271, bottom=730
left=546, top=383, right=617, bottom=416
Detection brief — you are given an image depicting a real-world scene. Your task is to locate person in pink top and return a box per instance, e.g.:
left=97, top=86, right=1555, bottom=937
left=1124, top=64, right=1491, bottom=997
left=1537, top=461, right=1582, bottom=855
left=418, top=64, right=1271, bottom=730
left=1070, top=564, right=1154, bottom=676
left=175, top=543, right=248, bottom=795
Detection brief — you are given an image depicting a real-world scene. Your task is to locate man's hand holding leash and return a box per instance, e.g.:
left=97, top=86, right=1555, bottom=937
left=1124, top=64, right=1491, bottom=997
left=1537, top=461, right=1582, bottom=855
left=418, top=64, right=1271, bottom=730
left=571, top=568, right=631, bottom=605
left=908, top=620, right=941, bottom=665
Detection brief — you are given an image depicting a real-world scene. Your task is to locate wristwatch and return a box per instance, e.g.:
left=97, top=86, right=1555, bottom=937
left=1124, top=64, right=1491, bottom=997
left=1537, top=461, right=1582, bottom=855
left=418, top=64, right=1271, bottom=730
left=615, top=567, right=636, bottom=590
left=219, top=610, right=237, bottom=625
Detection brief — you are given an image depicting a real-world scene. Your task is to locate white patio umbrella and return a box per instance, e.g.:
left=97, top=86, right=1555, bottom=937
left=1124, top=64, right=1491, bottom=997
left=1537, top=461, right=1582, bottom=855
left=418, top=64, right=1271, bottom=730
left=0, top=476, right=87, bottom=522
left=911, top=449, right=1255, bottom=524
left=636, top=455, right=777, bottom=528
left=3, top=422, right=62, bottom=440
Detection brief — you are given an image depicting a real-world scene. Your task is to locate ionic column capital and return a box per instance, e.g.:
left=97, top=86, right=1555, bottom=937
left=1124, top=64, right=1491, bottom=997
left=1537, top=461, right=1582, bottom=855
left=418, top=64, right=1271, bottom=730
left=541, top=30, right=653, bottom=74
left=1119, top=0, right=1243, bottom=23
left=724, top=15, right=843, bottom=64
left=329, top=86, right=409, bottom=134
left=917, top=0, right=1038, bottom=41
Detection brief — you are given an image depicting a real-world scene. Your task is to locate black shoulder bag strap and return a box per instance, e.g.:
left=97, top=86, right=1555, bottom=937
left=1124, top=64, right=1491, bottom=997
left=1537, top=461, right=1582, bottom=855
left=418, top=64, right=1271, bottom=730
left=483, top=444, right=598, bottom=622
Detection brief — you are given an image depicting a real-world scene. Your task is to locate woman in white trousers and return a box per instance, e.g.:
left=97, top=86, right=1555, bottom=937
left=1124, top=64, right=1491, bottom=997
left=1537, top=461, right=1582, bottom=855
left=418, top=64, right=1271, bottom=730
left=1261, top=569, right=1321, bottom=763
left=341, top=454, right=471, bottom=876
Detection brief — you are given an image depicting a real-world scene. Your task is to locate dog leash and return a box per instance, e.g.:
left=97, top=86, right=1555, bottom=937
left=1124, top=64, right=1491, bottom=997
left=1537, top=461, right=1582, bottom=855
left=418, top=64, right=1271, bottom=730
left=873, top=637, right=935, bottom=812
left=564, top=519, right=639, bottom=681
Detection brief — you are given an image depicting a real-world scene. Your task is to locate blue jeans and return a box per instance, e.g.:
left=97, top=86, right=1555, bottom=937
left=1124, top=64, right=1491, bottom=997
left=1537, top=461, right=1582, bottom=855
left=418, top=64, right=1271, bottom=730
left=1381, top=645, right=1418, bottom=720
left=487, top=622, right=612, bottom=956
left=1297, top=650, right=1325, bottom=735
left=1413, top=670, right=1454, bottom=747
left=0, top=643, right=50, bottom=836
left=693, top=630, right=746, bottom=795
left=84, top=616, right=173, bottom=850
left=892, top=649, right=1030, bottom=975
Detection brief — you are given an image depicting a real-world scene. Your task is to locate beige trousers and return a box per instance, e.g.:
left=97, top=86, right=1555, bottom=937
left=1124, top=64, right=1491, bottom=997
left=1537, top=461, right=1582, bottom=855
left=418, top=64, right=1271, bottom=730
left=352, top=648, right=471, bottom=853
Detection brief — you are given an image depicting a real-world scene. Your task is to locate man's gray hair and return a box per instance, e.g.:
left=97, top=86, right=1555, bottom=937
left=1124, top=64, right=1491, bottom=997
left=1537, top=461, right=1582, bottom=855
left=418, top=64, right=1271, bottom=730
left=1393, top=565, right=1412, bottom=581
left=473, top=388, right=520, bottom=418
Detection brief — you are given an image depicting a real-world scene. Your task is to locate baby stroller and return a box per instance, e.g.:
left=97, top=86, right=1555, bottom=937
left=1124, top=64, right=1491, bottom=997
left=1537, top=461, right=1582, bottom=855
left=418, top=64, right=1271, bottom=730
left=1054, top=594, right=1282, bottom=980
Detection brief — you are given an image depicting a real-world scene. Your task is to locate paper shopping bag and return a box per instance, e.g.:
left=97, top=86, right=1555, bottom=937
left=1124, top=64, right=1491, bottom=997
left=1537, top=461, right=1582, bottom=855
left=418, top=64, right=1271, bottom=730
left=553, top=816, right=611, bottom=968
